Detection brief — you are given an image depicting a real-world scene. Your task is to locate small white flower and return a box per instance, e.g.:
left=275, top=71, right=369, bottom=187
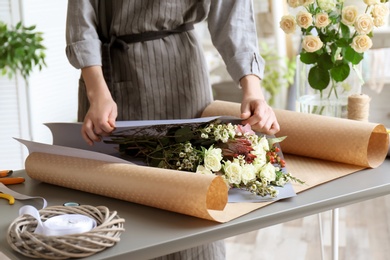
left=317, top=0, right=336, bottom=12
left=259, top=162, right=277, bottom=182
left=203, top=147, right=223, bottom=172
left=223, top=160, right=242, bottom=185
left=196, top=165, right=213, bottom=175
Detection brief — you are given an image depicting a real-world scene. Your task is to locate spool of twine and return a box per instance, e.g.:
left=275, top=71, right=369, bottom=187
left=348, top=94, right=371, bottom=122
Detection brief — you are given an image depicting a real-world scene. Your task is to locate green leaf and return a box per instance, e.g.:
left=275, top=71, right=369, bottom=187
left=174, top=126, right=194, bottom=143
left=308, top=65, right=330, bottom=90
left=340, top=22, right=351, bottom=39
left=330, top=63, right=350, bottom=82
left=344, top=47, right=364, bottom=65
left=317, top=53, right=333, bottom=70
left=268, top=136, right=287, bottom=147
left=300, top=52, right=318, bottom=64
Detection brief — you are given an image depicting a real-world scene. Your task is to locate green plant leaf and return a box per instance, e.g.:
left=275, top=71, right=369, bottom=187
left=317, top=53, right=333, bottom=70
left=308, top=65, right=330, bottom=90
left=344, top=47, right=364, bottom=65
left=300, top=52, right=318, bottom=64
left=340, top=22, right=350, bottom=39
left=330, top=63, right=350, bottom=82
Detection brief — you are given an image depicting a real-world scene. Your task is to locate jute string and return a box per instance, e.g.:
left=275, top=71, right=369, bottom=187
left=348, top=94, right=371, bottom=122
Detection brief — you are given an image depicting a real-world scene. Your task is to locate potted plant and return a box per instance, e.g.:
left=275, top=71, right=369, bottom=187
left=0, top=21, right=46, bottom=80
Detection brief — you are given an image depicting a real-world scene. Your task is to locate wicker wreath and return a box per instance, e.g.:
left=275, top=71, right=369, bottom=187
left=7, top=205, right=125, bottom=259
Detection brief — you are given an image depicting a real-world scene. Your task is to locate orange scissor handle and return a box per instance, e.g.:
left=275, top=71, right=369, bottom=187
left=0, top=177, right=25, bottom=185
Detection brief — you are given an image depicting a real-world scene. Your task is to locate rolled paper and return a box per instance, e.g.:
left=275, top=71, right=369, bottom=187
left=348, top=94, right=371, bottom=122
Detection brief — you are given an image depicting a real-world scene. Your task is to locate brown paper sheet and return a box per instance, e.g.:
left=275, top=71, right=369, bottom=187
left=24, top=100, right=389, bottom=223
left=202, top=100, right=389, bottom=192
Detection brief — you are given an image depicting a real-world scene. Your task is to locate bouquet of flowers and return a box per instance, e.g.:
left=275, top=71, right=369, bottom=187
left=104, top=119, right=304, bottom=198
left=280, top=0, right=389, bottom=93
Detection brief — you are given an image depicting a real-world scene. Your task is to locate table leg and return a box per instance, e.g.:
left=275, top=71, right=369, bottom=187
left=332, top=208, right=339, bottom=260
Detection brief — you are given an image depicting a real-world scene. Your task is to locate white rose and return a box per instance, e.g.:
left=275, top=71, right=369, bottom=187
left=341, top=5, right=359, bottom=26
left=318, top=0, right=336, bottom=12
left=241, top=164, right=256, bottom=185
left=258, top=136, right=270, bottom=151
left=371, top=3, right=390, bottom=18
left=259, top=162, right=277, bottom=182
left=296, top=10, right=313, bottom=29
left=351, top=34, right=373, bottom=53
left=287, top=0, right=302, bottom=8
left=302, top=35, right=324, bottom=52
left=280, top=15, right=297, bottom=34
left=203, top=147, right=222, bottom=172
left=373, top=16, right=386, bottom=27
left=223, top=161, right=242, bottom=185
left=354, top=14, right=374, bottom=34
left=363, top=0, right=379, bottom=6
left=302, top=0, right=315, bottom=6
left=315, top=12, right=331, bottom=28
left=196, top=165, right=213, bottom=175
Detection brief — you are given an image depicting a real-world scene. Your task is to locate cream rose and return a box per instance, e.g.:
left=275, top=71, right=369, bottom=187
left=259, top=162, right=277, bottom=182
left=363, top=0, right=379, bottom=6
left=302, top=35, right=324, bottom=52
left=203, top=147, right=222, bottom=172
left=223, top=161, right=242, bottom=185
left=351, top=35, right=373, bottom=53
left=196, top=165, right=213, bottom=175
left=315, top=13, right=330, bottom=28
left=287, top=0, right=302, bottom=8
left=241, top=164, right=256, bottom=185
left=341, top=5, right=358, bottom=25
left=302, top=0, right=315, bottom=6
left=280, top=15, right=297, bottom=34
left=296, top=10, right=313, bottom=29
left=354, top=14, right=374, bottom=34
left=371, top=3, right=390, bottom=18
left=318, top=0, right=336, bottom=12
left=374, top=16, right=386, bottom=27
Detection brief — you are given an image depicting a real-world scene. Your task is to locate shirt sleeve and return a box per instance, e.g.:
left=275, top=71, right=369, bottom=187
left=65, top=0, right=102, bottom=69
left=207, top=0, right=265, bottom=83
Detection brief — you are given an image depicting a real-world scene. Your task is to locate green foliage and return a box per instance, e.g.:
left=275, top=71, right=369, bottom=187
left=0, top=21, right=46, bottom=80
left=260, top=42, right=296, bottom=106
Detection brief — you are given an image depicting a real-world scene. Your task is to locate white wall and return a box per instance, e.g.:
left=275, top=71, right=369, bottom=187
left=0, top=0, right=79, bottom=170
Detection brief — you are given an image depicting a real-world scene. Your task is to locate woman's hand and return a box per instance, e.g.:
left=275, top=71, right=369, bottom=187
left=81, top=66, right=117, bottom=145
left=239, top=75, right=280, bottom=135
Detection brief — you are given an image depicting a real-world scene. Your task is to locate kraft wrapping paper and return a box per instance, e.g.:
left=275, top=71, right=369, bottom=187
left=202, top=100, right=389, bottom=192
left=23, top=100, right=389, bottom=223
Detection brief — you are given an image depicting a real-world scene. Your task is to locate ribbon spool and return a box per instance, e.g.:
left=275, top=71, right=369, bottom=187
left=348, top=94, right=371, bottom=122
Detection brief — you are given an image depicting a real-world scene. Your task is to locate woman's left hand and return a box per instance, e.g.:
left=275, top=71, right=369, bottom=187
left=239, top=75, right=280, bottom=135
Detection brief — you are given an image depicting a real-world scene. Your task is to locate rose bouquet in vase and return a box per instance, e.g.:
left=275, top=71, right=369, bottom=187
left=280, top=0, right=389, bottom=117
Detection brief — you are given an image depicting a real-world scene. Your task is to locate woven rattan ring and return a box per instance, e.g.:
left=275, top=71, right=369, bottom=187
left=7, top=205, right=125, bottom=259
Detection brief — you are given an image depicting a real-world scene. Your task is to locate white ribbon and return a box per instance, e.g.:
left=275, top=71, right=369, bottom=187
left=19, top=205, right=96, bottom=236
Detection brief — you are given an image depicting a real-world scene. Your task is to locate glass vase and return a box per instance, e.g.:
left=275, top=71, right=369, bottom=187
left=295, top=57, right=363, bottom=118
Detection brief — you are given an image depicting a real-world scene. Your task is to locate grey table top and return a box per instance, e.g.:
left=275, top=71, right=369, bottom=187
left=1, top=159, right=390, bottom=260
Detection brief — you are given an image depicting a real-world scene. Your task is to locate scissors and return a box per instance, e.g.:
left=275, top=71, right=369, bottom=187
left=0, top=192, right=15, bottom=204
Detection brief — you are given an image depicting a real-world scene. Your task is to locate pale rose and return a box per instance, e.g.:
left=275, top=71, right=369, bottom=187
left=196, top=165, right=213, bottom=175
left=203, top=147, right=222, bottom=172
left=280, top=15, right=297, bottom=34
left=371, top=3, right=390, bottom=18
left=341, top=5, right=359, bottom=25
left=223, top=161, right=242, bottom=185
left=287, top=0, right=302, bottom=8
left=241, top=164, right=256, bottom=185
left=258, top=136, right=269, bottom=151
left=296, top=10, right=313, bottom=29
left=302, top=35, right=324, bottom=52
left=315, top=13, right=330, bottom=28
left=363, top=0, right=379, bottom=6
left=302, top=0, right=315, bottom=6
left=351, top=34, right=373, bottom=53
left=258, top=162, right=277, bottom=182
left=374, top=16, right=386, bottom=27
left=318, top=0, right=336, bottom=12
left=354, top=14, right=374, bottom=34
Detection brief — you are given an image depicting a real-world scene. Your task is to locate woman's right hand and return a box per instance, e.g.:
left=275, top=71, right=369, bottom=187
left=81, top=66, right=117, bottom=145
